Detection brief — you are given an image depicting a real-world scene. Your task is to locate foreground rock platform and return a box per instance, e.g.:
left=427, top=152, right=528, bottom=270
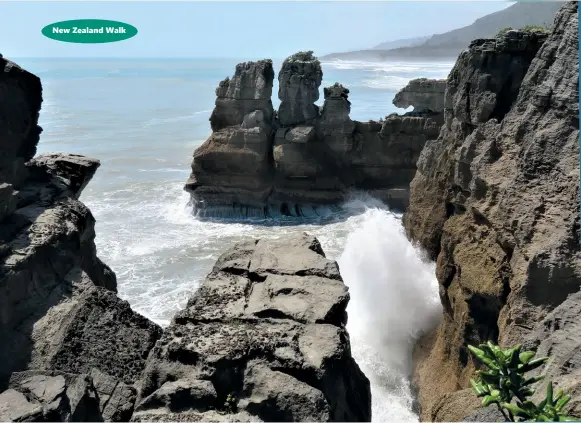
left=186, top=50, right=446, bottom=215
left=403, top=3, right=580, bottom=420
left=132, top=233, right=372, bottom=422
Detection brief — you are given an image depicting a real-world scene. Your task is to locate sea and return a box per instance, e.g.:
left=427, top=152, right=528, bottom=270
left=17, top=57, right=453, bottom=421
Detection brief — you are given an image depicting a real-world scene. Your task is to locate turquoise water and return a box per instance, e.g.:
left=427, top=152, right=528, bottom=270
left=18, top=57, right=452, bottom=421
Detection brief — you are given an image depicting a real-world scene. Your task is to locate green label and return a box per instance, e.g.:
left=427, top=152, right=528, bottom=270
left=41, top=19, right=137, bottom=43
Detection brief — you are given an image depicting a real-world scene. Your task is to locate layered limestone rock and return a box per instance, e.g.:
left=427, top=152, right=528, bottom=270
left=317, top=83, right=355, bottom=155
left=393, top=78, right=446, bottom=113
left=277, top=51, right=323, bottom=126
left=186, top=60, right=276, bottom=212
left=349, top=78, right=445, bottom=209
left=403, top=4, right=580, bottom=420
left=187, top=56, right=447, bottom=214
left=210, top=61, right=275, bottom=132
left=132, top=233, right=372, bottom=422
left=0, top=58, right=163, bottom=421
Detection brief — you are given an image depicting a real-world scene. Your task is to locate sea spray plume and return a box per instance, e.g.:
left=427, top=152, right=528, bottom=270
left=338, top=207, right=441, bottom=420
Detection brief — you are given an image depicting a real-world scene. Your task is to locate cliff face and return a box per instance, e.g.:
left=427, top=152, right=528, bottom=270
left=403, top=4, right=580, bottom=420
left=0, top=58, right=163, bottom=421
left=186, top=56, right=446, bottom=215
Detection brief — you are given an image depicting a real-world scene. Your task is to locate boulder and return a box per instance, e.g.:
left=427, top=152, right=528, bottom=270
left=284, top=126, right=316, bottom=144
left=90, top=368, right=137, bottom=422
left=4, top=371, right=101, bottom=422
left=133, top=234, right=371, bottom=422
left=403, top=4, right=580, bottom=420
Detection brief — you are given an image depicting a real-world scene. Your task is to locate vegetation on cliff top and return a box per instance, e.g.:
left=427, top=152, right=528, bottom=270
left=284, top=50, right=321, bottom=66
left=496, top=25, right=550, bottom=37
left=469, top=342, right=576, bottom=422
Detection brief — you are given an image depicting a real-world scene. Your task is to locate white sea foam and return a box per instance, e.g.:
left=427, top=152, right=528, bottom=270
left=338, top=207, right=441, bottom=421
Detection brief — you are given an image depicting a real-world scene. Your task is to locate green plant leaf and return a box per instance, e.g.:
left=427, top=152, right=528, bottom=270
left=508, top=345, right=522, bottom=368
left=478, top=371, right=501, bottom=385
left=523, top=375, right=545, bottom=386
left=503, top=402, right=530, bottom=417
left=519, top=351, right=536, bottom=365
left=555, top=395, right=571, bottom=411
left=482, top=395, right=499, bottom=407
left=539, top=397, right=548, bottom=410
left=470, top=378, right=489, bottom=397
left=546, top=382, right=555, bottom=407
left=519, top=357, right=549, bottom=373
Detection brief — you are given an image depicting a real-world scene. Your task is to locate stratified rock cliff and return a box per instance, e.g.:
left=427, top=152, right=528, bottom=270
left=186, top=52, right=447, bottom=216
left=131, top=233, right=372, bottom=422
left=0, top=57, right=163, bottom=421
left=403, top=3, right=580, bottom=420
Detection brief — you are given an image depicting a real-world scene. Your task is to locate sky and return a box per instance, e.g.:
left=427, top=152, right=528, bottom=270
left=1, top=1, right=514, bottom=59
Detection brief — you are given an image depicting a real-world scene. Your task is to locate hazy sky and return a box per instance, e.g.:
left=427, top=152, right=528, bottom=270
left=1, top=1, right=513, bottom=59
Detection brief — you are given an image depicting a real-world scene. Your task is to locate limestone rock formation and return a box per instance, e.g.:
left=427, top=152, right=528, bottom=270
left=317, top=83, right=356, bottom=155
left=186, top=55, right=447, bottom=214
left=186, top=60, right=276, bottom=212
left=403, top=3, right=580, bottom=420
left=277, top=51, right=323, bottom=126
left=393, top=78, right=446, bottom=113
left=0, top=57, right=163, bottom=421
left=132, top=233, right=372, bottom=422
left=210, top=61, right=275, bottom=132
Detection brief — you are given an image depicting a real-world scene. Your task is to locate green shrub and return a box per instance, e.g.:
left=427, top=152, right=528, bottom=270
left=224, top=393, right=237, bottom=414
left=497, top=27, right=514, bottom=37
left=468, top=342, right=577, bottom=421
left=521, top=25, right=550, bottom=34
left=285, top=50, right=320, bottom=66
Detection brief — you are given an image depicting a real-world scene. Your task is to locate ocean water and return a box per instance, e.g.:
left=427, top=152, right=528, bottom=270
left=19, top=57, right=452, bottom=421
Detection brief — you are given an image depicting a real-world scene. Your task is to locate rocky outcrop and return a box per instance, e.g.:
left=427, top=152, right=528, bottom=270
left=403, top=3, right=580, bottom=420
left=132, top=233, right=372, bottom=422
left=278, top=52, right=323, bottom=126
left=1, top=371, right=102, bottom=422
left=186, top=60, right=276, bottom=212
left=393, top=78, right=446, bottom=113
left=186, top=55, right=446, bottom=215
left=0, top=58, right=163, bottom=421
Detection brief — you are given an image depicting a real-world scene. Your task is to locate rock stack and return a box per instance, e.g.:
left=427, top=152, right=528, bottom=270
left=186, top=53, right=446, bottom=215
left=403, top=3, right=581, bottom=421
left=277, top=51, right=323, bottom=126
